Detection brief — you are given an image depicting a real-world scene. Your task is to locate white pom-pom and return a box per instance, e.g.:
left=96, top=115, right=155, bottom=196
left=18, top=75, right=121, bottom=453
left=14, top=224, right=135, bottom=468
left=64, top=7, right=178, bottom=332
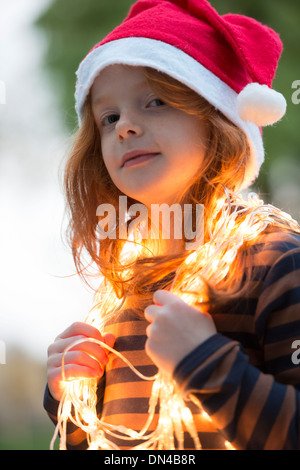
left=237, top=83, right=287, bottom=127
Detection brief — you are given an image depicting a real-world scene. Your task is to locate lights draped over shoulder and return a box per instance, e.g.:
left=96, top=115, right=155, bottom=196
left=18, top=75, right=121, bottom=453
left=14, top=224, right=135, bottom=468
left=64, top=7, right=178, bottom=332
left=50, top=190, right=300, bottom=450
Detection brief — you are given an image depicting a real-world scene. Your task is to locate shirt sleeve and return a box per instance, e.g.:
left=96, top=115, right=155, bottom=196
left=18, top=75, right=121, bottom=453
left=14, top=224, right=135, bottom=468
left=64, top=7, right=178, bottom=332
left=173, top=246, right=300, bottom=450
left=43, top=375, right=106, bottom=450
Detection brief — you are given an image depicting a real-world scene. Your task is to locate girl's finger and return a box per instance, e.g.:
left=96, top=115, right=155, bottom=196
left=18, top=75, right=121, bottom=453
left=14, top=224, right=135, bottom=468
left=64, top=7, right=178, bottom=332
left=49, top=363, right=102, bottom=383
left=102, top=332, right=116, bottom=348
left=153, top=289, right=176, bottom=305
left=52, top=335, right=110, bottom=366
left=144, top=304, right=160, bottom=322
left=56, top=321, right=104, bottom=342
left=64, top=350, right=104, bottom=376
left=49, top=349, right=104, bottom=375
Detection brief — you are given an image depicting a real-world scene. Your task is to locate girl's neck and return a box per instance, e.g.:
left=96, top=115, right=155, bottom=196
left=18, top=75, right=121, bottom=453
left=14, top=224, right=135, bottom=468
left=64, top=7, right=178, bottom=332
left=144, top=206, right=186, bottom=257
left=156, top=237, right=184, bottom=257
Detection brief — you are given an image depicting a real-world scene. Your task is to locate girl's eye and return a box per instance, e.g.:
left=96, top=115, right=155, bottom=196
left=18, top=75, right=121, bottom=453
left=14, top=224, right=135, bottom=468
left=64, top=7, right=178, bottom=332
left=102, top=114, right=120, bottom=126
left=148, top=98, right=165, bottom=108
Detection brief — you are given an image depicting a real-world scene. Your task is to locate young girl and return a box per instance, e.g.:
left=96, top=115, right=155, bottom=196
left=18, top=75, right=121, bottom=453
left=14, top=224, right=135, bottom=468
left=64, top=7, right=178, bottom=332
left=44, top=0, right=300, bottom=450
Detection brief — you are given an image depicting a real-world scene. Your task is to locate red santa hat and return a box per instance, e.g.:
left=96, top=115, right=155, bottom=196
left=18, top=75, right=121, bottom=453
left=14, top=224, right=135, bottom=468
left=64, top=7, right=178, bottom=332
left=75, top=0, right=287, bottom=188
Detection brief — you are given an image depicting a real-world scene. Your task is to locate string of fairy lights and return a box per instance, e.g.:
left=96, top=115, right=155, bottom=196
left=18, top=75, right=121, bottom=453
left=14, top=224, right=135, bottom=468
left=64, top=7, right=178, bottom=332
left=50, top=190, right=300, bottom=450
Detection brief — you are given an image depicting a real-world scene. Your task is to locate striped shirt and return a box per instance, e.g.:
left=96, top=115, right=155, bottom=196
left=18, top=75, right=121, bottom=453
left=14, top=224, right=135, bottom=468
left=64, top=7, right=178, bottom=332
left=44, top=229, right=300, bottom=449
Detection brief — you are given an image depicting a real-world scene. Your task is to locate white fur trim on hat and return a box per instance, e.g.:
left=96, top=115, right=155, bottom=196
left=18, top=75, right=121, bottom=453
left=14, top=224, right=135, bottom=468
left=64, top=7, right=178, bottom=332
left=237, top=83, right=287, bottom=127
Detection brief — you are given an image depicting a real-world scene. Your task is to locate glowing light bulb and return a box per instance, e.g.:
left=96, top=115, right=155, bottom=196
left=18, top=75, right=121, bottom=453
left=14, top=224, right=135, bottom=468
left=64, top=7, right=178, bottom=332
left=61, top=400, right=72, bottom=419
left=225, top=440, right=236, bottom=450
left=227, top=218, right=236, bottom=231
left=184, top=250, right=198, bottom=266
left=201, top=410, right=211, bottom=422
left=83, top=385, right=91, bottom=402
left=88, top=442, right=99, bottom=450
left=82, top=408, right=97, bottom=426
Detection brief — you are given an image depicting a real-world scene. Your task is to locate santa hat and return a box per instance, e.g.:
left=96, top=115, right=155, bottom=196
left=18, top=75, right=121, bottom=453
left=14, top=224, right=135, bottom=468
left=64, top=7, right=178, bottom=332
left=75, top=0, right=287, bottom=188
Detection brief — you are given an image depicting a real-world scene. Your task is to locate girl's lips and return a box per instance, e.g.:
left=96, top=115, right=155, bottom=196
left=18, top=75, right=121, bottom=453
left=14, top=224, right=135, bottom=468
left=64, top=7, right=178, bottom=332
left=122, top=153, right=160, bottom=168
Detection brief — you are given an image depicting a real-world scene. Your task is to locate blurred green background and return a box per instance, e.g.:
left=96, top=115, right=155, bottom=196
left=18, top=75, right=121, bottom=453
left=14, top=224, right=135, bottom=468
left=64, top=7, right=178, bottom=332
left=0, top=0, right=299, bottom=451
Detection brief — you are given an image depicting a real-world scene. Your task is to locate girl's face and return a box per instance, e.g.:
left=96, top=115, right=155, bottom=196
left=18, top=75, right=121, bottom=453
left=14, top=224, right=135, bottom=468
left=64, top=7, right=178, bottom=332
left=91, top=65, right=208, bottom=208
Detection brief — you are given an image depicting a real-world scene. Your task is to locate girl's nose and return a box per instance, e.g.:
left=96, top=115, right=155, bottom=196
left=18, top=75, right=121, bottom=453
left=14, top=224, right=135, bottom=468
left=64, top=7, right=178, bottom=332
left=116, top=110, right=143, bottom=142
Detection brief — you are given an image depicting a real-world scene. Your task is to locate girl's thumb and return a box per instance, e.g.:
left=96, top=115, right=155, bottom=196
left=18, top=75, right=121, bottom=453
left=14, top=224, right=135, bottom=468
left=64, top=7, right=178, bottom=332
left=103, top=332, right=116, bottom=348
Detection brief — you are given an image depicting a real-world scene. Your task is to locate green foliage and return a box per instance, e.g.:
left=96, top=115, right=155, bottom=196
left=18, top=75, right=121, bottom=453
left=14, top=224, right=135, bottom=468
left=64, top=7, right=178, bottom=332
left=0, top=427, right=53, bottom=450
left=35, top=0, right=133, bottom=129
left=35, top=0, right=300, bottom=196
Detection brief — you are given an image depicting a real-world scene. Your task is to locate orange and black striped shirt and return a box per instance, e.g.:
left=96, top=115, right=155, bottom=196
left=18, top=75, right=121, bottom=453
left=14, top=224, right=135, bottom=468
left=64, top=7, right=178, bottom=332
left=44, top=230, right=300, bottom=449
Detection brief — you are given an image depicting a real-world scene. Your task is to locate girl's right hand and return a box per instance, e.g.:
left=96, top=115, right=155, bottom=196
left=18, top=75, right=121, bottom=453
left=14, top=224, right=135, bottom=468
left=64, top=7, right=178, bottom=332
left=47, top=322, right=115, bottom=402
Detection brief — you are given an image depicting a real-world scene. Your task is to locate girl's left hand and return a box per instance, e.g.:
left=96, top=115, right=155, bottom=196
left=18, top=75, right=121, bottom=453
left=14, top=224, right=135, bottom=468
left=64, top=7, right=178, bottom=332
left=144, top=290, right=217, bottom=375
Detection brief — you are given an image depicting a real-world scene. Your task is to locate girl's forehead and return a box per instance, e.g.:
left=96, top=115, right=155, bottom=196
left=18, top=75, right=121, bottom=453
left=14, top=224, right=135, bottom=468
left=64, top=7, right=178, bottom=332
left=91, top=65, right=149, bottom=103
